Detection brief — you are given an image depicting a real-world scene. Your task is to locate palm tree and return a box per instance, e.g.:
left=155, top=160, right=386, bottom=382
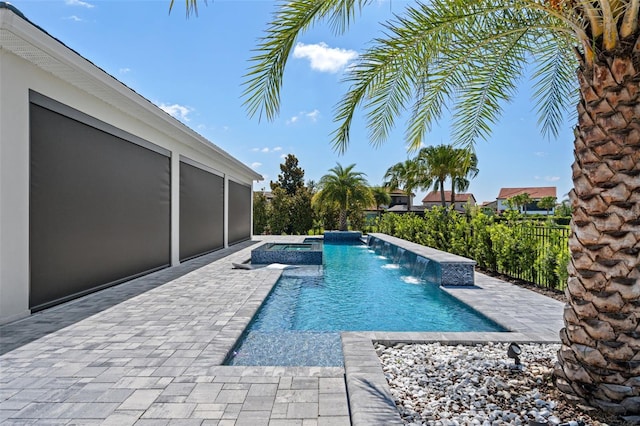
left=314, top=163, right=373, bottom=231
left=371, top=186, right=391, bottom=220
left=509, top=193, right=533, bottom=215
left=449, top=149, right=479, bottom=206
left=383, top=159, right=422, bottom=211
left=178, top=0, right=640, bottom=414
left=417, top=145, right=458, bottom=207
left=538, top=196, right=558, bottom=216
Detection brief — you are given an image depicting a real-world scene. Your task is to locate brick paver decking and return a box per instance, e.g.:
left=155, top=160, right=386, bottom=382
left=0, top=236, right=563, bottom=425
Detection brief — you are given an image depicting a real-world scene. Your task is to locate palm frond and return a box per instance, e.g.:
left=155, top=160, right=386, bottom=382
left=531, top=35, right=578, bottom=139
left=451, top=28, right=529, bottom=147
left=169, top=0, right=204, bottom=17
left=243, top=0, right=368, bottom=122
left=244, top=0, right=603, bottom=152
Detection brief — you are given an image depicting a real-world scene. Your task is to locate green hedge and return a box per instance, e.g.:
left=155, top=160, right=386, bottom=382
left=375, top=208, right=570, bottom=290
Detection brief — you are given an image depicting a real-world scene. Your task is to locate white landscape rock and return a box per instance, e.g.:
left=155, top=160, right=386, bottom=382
left=376, top=342, right=618, bottom=426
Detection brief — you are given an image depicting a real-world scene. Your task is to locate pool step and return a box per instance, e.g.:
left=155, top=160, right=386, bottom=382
left=226, top=331, right=344, bottom=367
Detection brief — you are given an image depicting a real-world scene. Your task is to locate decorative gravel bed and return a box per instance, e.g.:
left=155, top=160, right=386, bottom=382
left=377, top=342, right=630, bottom=425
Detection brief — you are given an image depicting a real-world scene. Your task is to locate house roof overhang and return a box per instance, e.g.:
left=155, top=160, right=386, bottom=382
left=0, top=3, right=262, bottom=183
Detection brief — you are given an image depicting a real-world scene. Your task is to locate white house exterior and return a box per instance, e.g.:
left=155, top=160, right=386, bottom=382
left=0, top=5, right=262, bottom=324
left=496, top=187, right=557, bottom=214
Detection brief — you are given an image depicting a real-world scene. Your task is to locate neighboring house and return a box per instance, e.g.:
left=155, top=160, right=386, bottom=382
left=496, top=187, right=557, bottom=214
left=480, top=200, right=498, bottom=214
left=386, top=204, right=425, bottom=213
left=260, top=191, right=274, bottom=203
left=422, top=191, right=477, bottom=212
left=0, top=4, right=262, bottom=324
left=364, top=189, right=423, bottom=215
left=388, top=188, right=412, bottom=209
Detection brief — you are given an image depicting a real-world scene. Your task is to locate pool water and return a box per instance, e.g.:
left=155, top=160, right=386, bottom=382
left=227, top=242, right=505, bottom=366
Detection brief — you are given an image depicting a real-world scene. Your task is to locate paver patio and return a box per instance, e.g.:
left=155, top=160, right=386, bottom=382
left=0, top=236, right=564, bottom=425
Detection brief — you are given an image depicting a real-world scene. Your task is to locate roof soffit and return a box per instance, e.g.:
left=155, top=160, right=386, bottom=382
left=0, top=8, right=261, bottom=182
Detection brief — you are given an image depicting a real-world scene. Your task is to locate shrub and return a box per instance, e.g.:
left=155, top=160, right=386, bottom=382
left=378, top=209, right=569, bottom=290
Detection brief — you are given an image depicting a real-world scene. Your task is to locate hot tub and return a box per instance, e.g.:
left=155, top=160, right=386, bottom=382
left=251, top=240, right=323, bottom=265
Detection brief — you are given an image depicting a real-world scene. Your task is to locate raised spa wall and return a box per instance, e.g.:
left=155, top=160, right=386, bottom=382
left=366, top=233, right=476, bottom=286
left=251, top=240, right=323, bottom=265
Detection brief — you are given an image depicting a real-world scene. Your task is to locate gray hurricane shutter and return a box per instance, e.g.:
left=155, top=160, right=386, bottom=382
left=228, top=180, right=251, bottom=245
left=29, top=99, right=171, bottom=311
left=179, top=161, right=224, bottom=260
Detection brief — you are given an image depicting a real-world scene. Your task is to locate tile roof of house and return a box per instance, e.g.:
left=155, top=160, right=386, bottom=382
left=497, top=186, right=556, bottom=199
left=422, top=191, right=475, bottom=203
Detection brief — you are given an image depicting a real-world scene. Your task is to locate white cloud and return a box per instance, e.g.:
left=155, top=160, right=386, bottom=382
left=534, top=151, right=547, bottom=157
left=65, top=15, right=83, bottom=22
left=293, top=42, right=358, bottom=73
left=534, top=175, right=561, bottom=182
left=65, top=0, right=95, bottom=8
left=280, top=154, right=287, bottom=159
left=252, top=146, right=282, bottom=154
left=158, top=103, right=193, bottom=122
left=305, top=109, right=320, bottom=122
left=119, top=67, right=131, bottom=74
left=287, top=110, right=321, bottom=125
left=251, top=162, right=262, bottom=169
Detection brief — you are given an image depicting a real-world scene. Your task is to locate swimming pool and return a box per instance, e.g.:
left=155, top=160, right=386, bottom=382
left=226, top=242, right=505, bottom=366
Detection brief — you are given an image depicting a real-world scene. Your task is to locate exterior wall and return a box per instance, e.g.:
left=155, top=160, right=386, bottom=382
left=0, top=16, right=260, bottom=323
left=389, top=194, right=409, bottom=208
left=496, top=199, right=554, bottom=215
left=0, top=49, right=31, bottom=323
left=423, top=200, right=475, bottom=212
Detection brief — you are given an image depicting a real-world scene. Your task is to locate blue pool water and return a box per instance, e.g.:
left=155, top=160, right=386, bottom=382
left=227, top=242, right=505, bottom=366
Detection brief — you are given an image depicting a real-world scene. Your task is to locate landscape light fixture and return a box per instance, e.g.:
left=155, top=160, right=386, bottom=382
left=507, top=342, right=522, bottom=367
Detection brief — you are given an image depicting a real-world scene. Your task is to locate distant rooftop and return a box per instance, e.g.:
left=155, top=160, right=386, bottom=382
left=422, top=191, right=475, bottom=203
left=497, top=187, right=556, bottom=200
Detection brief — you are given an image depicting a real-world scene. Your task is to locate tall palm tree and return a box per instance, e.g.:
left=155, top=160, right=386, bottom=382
left=314, top=163, right=373, bottom=231
left=179, top=0, right=640, bottom=414
left=418, top=145, right=459, bottom=207
left=450, top=149, right=479, bottom=206
left=383, top=159, right=423, bottom=210
left=371, top=186, right=391, bottom=220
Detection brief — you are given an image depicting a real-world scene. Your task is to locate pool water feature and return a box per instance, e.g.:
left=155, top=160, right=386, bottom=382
left=227, top=242, right=506, bottom=366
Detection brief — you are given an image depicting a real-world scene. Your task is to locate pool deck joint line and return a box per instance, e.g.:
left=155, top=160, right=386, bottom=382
left=0, top=235, right=564, bottom=425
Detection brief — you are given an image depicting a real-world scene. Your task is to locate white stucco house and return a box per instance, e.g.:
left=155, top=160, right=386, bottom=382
left=0, top=4, right=262, bottom=324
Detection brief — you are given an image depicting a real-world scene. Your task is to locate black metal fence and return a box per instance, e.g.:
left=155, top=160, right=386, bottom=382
left=496, top=224, right=570, bottom=290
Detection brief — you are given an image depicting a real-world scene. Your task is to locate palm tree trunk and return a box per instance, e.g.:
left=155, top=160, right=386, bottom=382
left=554, top=55, right=640, bottom=415
left=439, top=181, right=446, bottom=207
left=338, top=209, right=348, bottom=231
left=450, top=182, right=456, bottom=208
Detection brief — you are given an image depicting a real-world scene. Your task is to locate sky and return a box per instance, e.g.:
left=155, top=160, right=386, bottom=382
left=11, top=0, right=576, bottom=204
